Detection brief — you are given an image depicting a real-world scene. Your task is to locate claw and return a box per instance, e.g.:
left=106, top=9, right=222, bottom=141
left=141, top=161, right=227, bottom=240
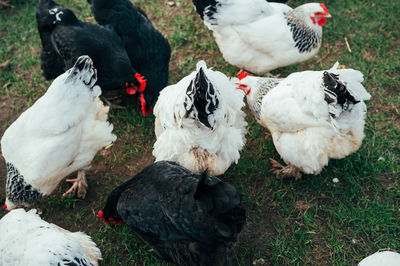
left=62, top=171, right=88, bottom=198
left=270, top=159, right=302, bottom=180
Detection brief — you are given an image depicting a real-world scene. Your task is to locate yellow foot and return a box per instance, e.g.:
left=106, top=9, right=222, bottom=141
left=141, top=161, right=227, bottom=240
left=62, top=170, right=88, bottom=198
left=270, top=159, right=302, bottom=180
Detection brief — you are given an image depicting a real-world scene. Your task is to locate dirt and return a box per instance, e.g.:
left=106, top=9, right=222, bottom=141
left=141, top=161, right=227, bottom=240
left=375, top=173, right=396, bottom=190
left=237, top=187, right=281, bottom=265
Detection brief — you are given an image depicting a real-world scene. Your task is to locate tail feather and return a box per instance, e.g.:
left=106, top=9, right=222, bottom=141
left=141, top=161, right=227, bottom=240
left=192, top=0, right=219, bottom=20
left=323, top=71, right=364, bottom=118
left=184, top=66, right=220, bottom=129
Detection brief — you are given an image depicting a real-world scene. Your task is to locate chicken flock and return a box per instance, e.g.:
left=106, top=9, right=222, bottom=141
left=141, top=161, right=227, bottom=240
left=0, top=0, right=394, bottom=265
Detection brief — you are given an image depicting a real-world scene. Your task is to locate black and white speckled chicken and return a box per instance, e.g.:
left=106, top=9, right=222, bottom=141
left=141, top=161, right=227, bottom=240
left=98, top=161, right=246, bottom=266
left=36, top=0, right=150, bottom=115
left=87, top=0, right=171, bottom=114
left=237, top=63, right=371, bottom=179
left=192, top=0, right=331, bottom=75
left=1, top=56, right=116, bottom=210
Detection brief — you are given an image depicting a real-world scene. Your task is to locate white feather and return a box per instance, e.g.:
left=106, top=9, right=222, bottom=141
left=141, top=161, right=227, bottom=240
left=201, top=1, right=328, bottom=74
left=241, top=63, right=370, bottom=174
left=1, top=58, right=116, bottom=200
left=358, top=251, right=400, bottom=266
left=0, top=209, right=102, bottom=266
left=153, top=61, right=247, bottom=175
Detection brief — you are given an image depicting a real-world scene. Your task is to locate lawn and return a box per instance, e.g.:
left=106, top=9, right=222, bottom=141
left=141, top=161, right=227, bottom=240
left=0, top=0, right=399, bottom=265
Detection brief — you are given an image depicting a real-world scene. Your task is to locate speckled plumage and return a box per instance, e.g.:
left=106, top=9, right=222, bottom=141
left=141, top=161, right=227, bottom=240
left=240, top=63, right=371, bottom=175
left=5, top=162, right=43, bottom=206
left=1, top=56, right=116, bottom=210
left=192, top=0, right=329, bottom=74
left=286, top=12, right=322, bottom=53
left=247, top=77, right=281, bottom=120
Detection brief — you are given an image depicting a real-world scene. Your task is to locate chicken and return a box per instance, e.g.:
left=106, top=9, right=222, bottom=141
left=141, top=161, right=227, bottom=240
left=152, top=61, right=247, bottom=176
left=1, top=56, right=116, bottom=210
left=237, top=63, right=371, bottom=179
left=87, top=0, right=171, bottom=115
left=97, top=161, right=246, bottom=266
left=192, top=0, right=331, bottom=75
left=36, top=0, right=149, bottom=114
left=0, top=209, right=102, bottom=265
left=358, top=251, right=400, bottom=266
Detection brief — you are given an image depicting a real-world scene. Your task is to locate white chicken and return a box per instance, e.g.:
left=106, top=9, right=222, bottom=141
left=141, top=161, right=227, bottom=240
left=153, top=61, right=247, bottom=175
left=1, top=56, right=116, bottom=210
left=358, top=250, right=400, bottom=266
left=237, top=63, right=371, bottom=179
left=0, top=208, right=102, bottom=265
left=192, top=0, right=331, bottom=75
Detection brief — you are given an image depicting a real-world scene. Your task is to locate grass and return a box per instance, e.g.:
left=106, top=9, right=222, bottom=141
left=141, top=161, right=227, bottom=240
left=0, top=0, right=399, bottom=265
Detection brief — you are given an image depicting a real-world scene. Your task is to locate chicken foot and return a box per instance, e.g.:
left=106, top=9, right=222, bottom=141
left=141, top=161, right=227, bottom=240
left=270, top=159, right=302, bottom=180
left=62, top=170, right=88, bottom=198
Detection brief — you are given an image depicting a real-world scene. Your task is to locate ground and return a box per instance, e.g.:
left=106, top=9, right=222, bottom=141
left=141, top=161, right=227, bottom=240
left=0, top=0, right=399, bottom=265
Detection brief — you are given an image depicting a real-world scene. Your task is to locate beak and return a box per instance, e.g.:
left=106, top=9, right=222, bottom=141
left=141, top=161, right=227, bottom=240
left=325, top=13, right=332, bottom=18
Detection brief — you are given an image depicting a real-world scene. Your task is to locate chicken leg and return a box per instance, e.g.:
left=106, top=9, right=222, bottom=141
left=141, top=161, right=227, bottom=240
left=100, top=96, right=125, bottom=109
left=270, top=159, right=302, bottom=180
left=62, top=170, right=88, bottom=198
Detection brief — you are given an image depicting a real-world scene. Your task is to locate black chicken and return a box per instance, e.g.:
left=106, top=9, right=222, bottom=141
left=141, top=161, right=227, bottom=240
left=87, top=0, right=171, bottom=116
left=98, top=161, right=246, bottom=266
left=36, top=0, right=150, bottom=114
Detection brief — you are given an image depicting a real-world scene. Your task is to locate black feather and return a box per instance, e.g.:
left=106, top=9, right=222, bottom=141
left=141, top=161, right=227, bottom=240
left=87, top=0, right=171, bottom=111
left=101, top=161, right=246, bottom=266
left=184, top=67, right=219, bottom=129
left=192, top=0, right=219, bottom=20
left=36, top=0, right=140, bottom=95
left=323, top=71, right=359, bottom=117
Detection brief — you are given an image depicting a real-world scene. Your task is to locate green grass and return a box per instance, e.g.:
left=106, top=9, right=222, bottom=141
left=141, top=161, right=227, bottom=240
left=0, top=0, right=399, bottom=265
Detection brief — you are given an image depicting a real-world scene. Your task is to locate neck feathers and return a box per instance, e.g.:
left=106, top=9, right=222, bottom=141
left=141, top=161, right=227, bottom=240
left=247, top=78, right=281, bottom=120
left=285, top=11, right=322, bottom=53
left=6, top=162, right=43, bottom=206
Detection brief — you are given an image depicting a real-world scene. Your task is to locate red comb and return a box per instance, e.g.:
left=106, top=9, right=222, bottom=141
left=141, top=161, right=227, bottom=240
left=238, top=72, right=248, bottom=80
left=320, top=3, right=328, bottom=14
left=135, top=73, right=147, bottom=92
